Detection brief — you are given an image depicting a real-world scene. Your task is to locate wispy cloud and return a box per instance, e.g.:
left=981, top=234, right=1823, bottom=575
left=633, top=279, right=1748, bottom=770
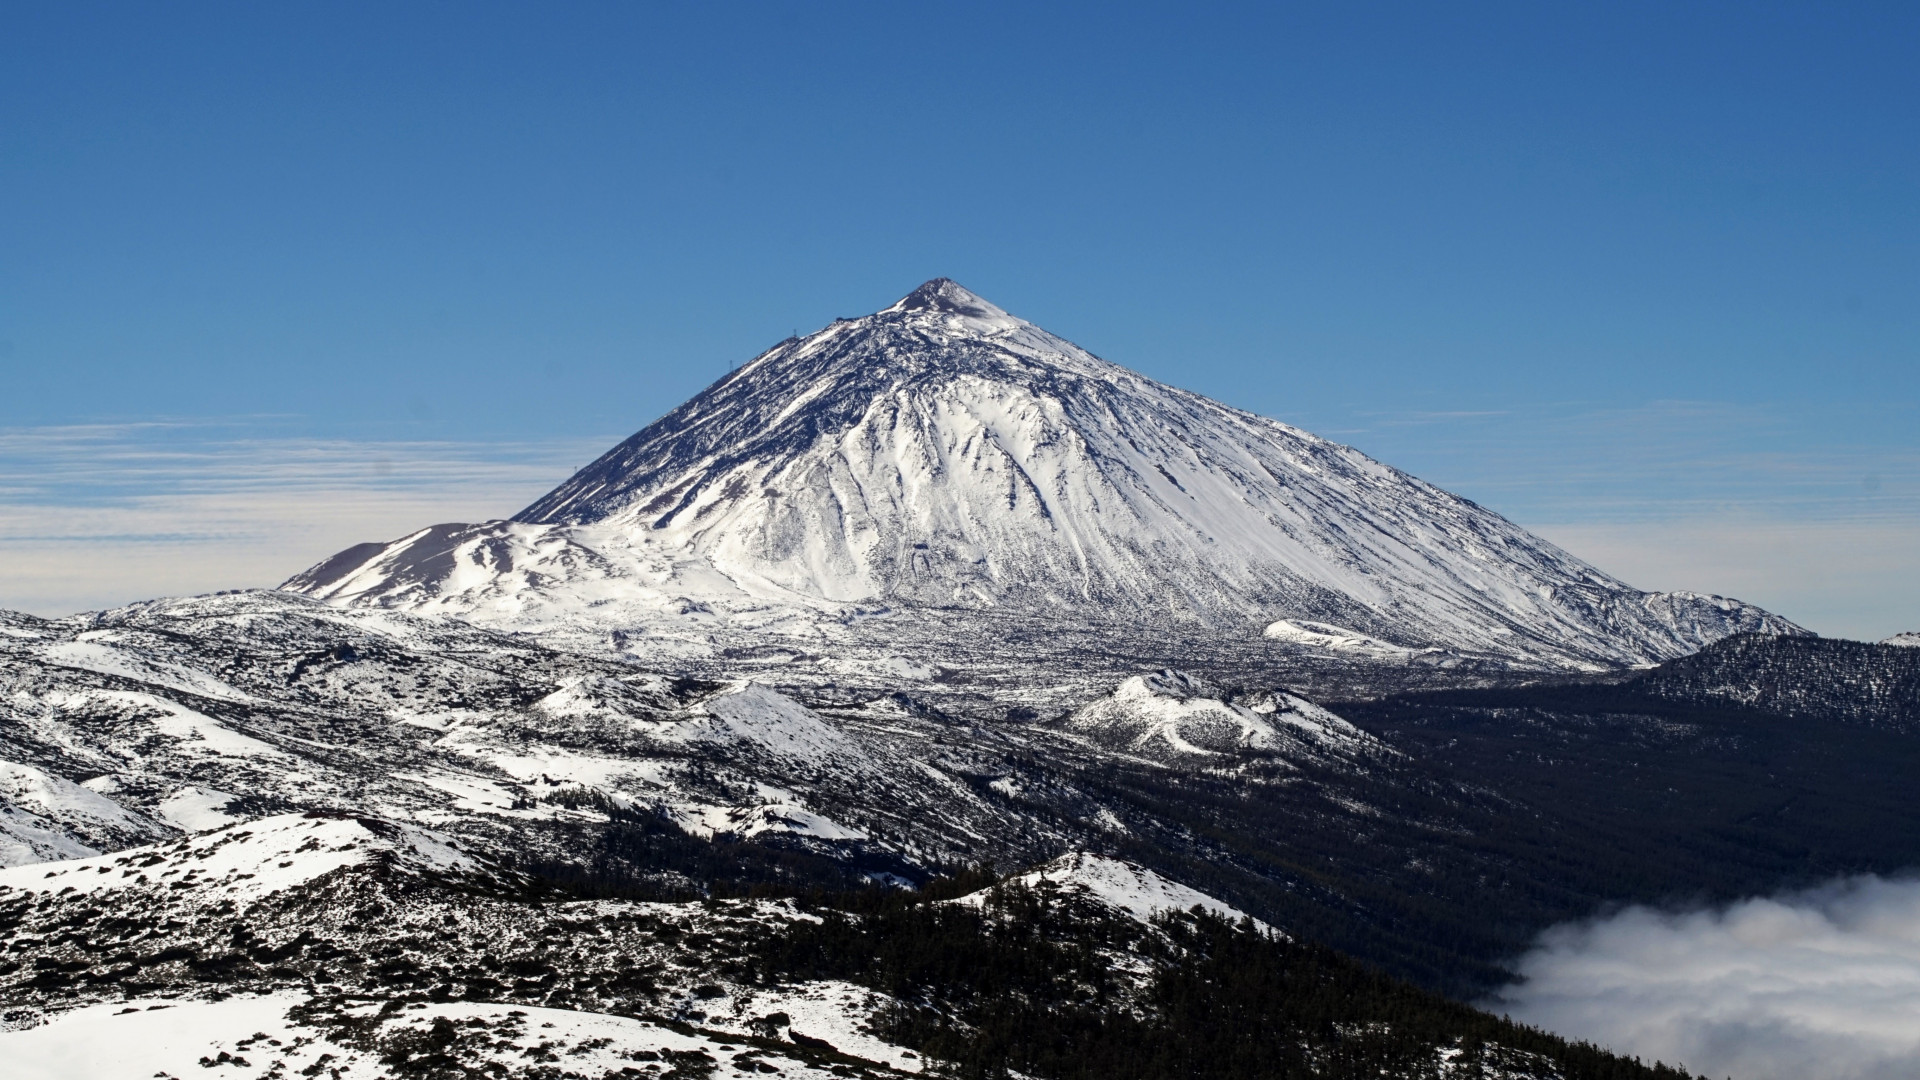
left=1303, top=400, right=1920, bottom=639
left=1335, top=399, right=1920, bottom=522
left=1363, top=409, right=1512, bottom=426
left=3, top=406, right=1915, bottom=638
left=0, top=420, right=609, bottom=616
left=1487, top=875, right=1920, bottom=1080
left=1530, top=518, right=1919, bottom=643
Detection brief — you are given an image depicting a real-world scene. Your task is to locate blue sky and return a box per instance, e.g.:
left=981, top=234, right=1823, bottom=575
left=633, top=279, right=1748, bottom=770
left=2, top=2, right=1915, bottom=636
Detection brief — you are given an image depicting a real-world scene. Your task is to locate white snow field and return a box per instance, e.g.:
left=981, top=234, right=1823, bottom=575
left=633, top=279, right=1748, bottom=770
left=0, top=759, right=167, bottom=867
left=0, top=993, right=850, bottom=1080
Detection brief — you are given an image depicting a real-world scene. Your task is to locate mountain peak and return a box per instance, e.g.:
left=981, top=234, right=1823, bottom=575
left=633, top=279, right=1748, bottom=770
left=885, top=278, right=1009, bottom=320
left=284, top=282, right=1804, bottom=668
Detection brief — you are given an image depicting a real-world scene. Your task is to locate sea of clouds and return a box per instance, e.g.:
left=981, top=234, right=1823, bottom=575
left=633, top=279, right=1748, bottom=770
left=1489, top=875, right=1920, bottom=1080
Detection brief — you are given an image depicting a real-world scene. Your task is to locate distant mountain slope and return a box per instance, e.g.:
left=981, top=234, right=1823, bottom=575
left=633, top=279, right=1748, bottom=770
left=1626, top=632, right=1920, bottom=729
left=284, top=279, right=1798, bottom=669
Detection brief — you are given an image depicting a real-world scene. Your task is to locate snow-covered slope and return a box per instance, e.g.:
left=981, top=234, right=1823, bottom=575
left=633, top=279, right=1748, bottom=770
left=0, top=809, right=920, bottom=1079
left=10, top=590, right=1272, bottom=883
left=0, top=759, right=170, bottom=867
left=1, top=995, right=854, bottom=1080
left=1057, top=669, right=1385, bottom=768
left=284, top=279, right=1799, bottom=669
left=0, top=812, right=492, bottom=904
left=1884, top=632, right=1920, bottom=648
left=956, top=851, right=1265, bottom=930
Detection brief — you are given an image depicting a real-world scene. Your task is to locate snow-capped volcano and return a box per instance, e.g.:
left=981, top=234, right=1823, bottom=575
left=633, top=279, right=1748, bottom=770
left=286, top=279, right=1798, bottom=667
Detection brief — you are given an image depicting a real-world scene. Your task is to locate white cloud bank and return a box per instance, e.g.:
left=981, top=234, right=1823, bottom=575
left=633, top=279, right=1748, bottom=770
left=1489, top=875, right=1920, bottom=1080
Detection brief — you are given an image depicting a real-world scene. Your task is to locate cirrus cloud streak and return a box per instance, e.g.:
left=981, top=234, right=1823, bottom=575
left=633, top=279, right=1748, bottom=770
left=0, top=421, right=609, bottom=617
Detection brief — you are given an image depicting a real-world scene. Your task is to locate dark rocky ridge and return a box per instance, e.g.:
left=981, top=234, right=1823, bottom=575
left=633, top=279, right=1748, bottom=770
left=1626, top=632, right=1920, bottom=730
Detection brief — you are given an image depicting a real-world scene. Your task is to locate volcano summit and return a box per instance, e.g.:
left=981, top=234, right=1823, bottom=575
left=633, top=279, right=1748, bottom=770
left=286, top=279, right=1796, bottom=670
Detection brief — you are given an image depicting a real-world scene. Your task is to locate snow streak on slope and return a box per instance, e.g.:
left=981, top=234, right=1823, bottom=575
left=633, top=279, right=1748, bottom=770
left=287, top=280, right=1798, bottom=668
left=1263, top=619, right=1419, bottom=657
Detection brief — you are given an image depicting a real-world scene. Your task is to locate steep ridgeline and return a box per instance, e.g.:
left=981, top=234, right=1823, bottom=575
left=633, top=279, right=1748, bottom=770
left=285, top=279, right=1798, bottom=669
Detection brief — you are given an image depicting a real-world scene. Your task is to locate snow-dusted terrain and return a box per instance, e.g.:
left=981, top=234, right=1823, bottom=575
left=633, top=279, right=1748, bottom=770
left=0, top=759, right=167, bottom=867
left=0, top=280, right=1861, bottom=1080
left=0, top=808, right=1595, bottom=1080
left=0, top=813, right=487, bottom=904
left=0, top=588, right=1442, bottom=916
left=286, top=279, right=1798, bottom=671
left=0, top=591, right=1119, bottom=883
left=0, top=810, right=928, bottom=1078
left=2, top=994, right=857, bottom=1080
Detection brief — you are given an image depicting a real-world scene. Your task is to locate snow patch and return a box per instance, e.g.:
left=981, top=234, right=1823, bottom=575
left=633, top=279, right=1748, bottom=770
left=49, top=689, right=290, bottom=761
left=683, top=683, right=860, bottom=767
left=1262, top=619, right=1415, bottom=657
left=663, top=798, right=866, bottom=842
left=157, top=785, right=243, bottom=831
left=1062, top=670, right=1376, bottom=761
left=0, top=813, right=483, bottom=905
left=958, top=851, right=1268, bottom=931
left=0, top=760, right=164, bottom=868
left=40, top=640, right=255, bottom=703
left=714, top=980, right=924, bottom=1072
left=0, top=806, right=98, bottom=868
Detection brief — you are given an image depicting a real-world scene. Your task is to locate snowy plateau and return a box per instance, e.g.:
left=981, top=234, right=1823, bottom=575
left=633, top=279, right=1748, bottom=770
left=4, top=280, right=1903, bottom=1080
